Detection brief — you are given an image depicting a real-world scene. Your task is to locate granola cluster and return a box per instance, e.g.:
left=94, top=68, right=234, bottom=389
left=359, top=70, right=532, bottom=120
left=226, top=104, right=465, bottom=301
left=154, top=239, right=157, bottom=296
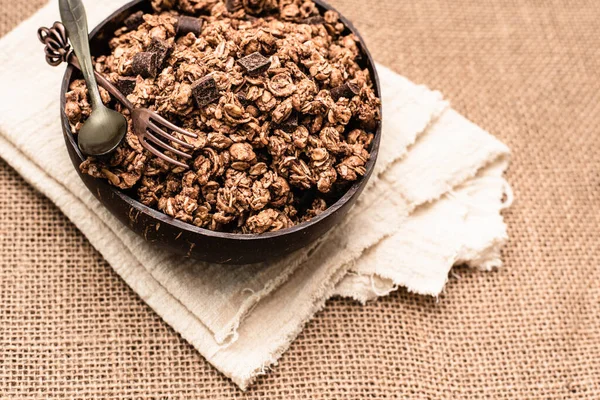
left=66, top=0, right=381, bottom=234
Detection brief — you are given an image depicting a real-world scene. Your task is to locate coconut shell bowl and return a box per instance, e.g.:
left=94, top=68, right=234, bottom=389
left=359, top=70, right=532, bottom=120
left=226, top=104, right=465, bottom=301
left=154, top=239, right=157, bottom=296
left=56, top=0, right=382, bottom=264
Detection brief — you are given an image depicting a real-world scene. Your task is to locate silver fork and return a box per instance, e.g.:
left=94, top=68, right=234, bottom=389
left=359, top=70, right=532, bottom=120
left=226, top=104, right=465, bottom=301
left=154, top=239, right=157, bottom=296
left=38, top=21, right=197, bottom=169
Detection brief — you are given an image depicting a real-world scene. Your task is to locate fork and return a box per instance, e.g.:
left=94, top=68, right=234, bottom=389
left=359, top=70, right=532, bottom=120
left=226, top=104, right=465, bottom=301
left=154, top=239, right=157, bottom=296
left=38, top=21, right=197, bottom=169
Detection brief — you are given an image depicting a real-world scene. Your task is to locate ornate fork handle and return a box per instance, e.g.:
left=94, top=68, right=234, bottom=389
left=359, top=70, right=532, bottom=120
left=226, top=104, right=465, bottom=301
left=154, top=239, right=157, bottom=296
left=38, top=22, right=134, bottom=111
left=38, top=22, right=73, bottom=66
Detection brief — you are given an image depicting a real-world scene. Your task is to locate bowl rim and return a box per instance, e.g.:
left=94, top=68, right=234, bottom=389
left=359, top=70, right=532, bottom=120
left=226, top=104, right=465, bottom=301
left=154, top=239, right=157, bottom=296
left=61, top=0, right=382, bottom=242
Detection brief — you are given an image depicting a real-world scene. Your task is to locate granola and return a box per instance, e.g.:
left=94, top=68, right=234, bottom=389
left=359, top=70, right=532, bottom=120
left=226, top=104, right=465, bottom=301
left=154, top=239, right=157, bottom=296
left=67, top=0, right=380, bottom=234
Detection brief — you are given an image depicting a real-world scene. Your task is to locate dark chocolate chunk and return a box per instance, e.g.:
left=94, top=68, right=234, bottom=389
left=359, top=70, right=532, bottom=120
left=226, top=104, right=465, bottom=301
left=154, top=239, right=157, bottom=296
left=301, top=16, right=325, bottom=25
left=279, top=111, right=298, bottom=133
left=191, top=76, right=220, bottom=107
left=148, top=37, right=173, bottom=69
left=237, top=52, right=271, bottom=76
left=243, top=15, right=259, bottom=23
left=132, top=52, right=158, bottom=78
left=237, top=91, right=252, bottom=106
left=176, top=16, right=203, bottom=36
left=124, top=11, right=144, bottom=30
left=331, top=82, right=360, bottom=101
left=115, top=76, right=137, bottom=96
left=226, top=0, right=242, bottom=12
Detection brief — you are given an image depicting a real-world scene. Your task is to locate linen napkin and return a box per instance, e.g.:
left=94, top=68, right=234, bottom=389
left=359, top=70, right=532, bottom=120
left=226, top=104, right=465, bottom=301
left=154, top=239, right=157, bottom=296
left=335, top=155, right=512, bottom=301
left=0, top=0, right=512, bottom=389
left=335, top=115, right=513, bottom=301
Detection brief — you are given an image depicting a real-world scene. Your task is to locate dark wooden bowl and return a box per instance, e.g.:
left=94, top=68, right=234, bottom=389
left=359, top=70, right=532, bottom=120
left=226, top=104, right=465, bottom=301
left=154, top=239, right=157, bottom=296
left=60, top=0, right=382, bottom=264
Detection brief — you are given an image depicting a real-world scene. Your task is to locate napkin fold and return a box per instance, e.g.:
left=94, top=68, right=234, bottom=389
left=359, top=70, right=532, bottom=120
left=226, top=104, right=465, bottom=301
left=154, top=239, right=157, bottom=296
left=0, top=0, right=512, bottom=390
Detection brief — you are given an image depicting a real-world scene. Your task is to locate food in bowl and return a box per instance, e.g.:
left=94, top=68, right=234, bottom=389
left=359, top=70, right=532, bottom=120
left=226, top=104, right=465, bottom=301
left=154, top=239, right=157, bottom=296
left=64, top=0, right=381, bottom=234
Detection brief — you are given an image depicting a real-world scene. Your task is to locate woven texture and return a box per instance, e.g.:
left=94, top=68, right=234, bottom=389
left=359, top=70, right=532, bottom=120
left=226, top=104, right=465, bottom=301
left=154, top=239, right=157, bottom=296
left=1, top=0, right=599, bottom=398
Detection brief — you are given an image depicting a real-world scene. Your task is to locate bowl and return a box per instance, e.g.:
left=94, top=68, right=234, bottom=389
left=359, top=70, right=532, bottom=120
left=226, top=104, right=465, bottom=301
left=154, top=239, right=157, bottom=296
left=60, top=0, right=382, bottom=264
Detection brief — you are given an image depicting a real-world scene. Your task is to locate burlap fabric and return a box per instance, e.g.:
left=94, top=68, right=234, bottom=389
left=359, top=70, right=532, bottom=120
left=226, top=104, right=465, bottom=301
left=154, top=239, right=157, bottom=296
left=1, top=0, right=598, bottom=398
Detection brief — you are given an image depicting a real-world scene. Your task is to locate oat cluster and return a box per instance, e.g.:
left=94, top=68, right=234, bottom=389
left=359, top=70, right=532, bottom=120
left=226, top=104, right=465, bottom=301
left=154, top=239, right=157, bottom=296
left=65, top=0, right=381, bottom=234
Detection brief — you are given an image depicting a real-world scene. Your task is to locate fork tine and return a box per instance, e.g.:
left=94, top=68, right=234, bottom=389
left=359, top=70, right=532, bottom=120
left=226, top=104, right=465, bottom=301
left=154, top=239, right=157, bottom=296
left=140, top=139, right=189, bottom=169
left=145, top=131, right=193, bottom=159
left=151, top=114, right=198, bottom=138
left=147, top=121, right=194, bottom=150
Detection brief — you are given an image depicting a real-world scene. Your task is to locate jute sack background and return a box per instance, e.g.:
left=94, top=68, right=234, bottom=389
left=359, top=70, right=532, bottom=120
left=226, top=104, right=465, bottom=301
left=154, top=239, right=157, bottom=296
left=0, top=0, right=598, bottom=398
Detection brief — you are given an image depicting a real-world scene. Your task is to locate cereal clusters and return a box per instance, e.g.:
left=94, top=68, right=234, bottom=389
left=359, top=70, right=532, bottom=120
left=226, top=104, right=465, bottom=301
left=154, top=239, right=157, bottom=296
left=66, top=0, right=381, bottom=234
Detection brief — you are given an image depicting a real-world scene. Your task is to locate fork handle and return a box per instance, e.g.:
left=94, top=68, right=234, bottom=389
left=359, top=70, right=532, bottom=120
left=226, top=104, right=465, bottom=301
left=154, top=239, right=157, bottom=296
left=37, top=20, right=134, bottom=111
left=68, top=55, right=135, bottom=111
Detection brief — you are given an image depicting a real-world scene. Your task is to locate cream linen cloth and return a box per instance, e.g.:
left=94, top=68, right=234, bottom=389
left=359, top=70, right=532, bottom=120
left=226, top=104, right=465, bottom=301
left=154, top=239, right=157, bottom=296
left=0, top=0, right=512, bottom=389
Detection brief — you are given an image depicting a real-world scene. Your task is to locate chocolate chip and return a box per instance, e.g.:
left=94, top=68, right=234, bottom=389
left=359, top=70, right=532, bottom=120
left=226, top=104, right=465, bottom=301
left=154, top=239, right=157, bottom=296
left=237, top=52, right=271, bottom=76
left=191, top=76, right=220, bottom=107
left=301, top=16, right=325, bottom=25
left=331, top=82, right=360, bottom=101
left=132, top=52, right=158, bottom=78
left=279, top=111, right=298, bottom=133
left=243, top=15, right=259, bottom=23
left=237, top=91, right=252, bottom=106
left=226, top=0, right=242, bottom=12
left=148, top=37, right=173, bottom=69
left=115, top=77, right=137, bottom=96
left=176, top=16, right=203, bottom=36
left=124, top=11, right=144, bottom=30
